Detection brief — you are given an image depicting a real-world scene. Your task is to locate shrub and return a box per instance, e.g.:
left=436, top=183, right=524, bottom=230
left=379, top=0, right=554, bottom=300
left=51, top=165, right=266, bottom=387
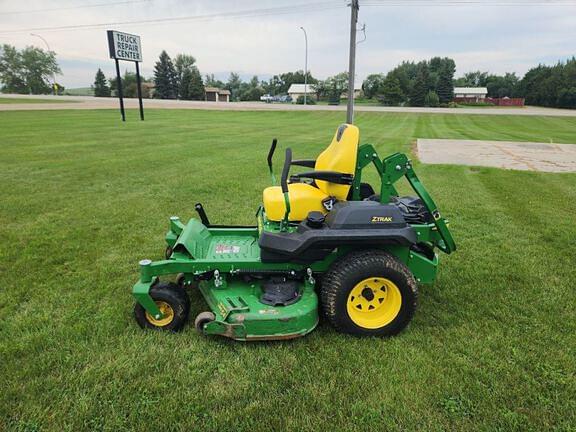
left=457, top=101, right=495, bottom=107
left=296, top=95, right=316, bottom=105
left=424, top=91, right=440, bottom=107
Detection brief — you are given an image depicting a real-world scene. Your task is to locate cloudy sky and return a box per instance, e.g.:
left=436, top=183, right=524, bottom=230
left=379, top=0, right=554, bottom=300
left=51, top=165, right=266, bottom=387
left=0, top=0, right=575, bottom=88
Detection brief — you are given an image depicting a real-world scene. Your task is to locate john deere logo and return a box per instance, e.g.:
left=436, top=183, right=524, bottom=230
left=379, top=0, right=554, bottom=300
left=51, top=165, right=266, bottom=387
left=371, top=216, right=393, bottom=223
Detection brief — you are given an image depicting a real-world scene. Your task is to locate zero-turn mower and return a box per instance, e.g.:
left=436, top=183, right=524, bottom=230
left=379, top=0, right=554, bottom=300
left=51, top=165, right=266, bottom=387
left=132, top=123, right=456, bottom=340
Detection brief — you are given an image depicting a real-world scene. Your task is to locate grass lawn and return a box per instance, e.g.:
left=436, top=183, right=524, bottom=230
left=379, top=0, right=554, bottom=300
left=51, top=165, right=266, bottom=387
left=0, top=97, right=77, bottom=104
left=1, top=109, right=575, bottom=431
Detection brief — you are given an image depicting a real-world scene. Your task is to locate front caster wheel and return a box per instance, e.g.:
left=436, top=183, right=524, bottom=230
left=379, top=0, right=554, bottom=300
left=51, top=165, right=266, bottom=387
left=321, top=250, right=418, bottom=337
left=165, top=246, right=173, bottom=259
left=134, top=282, right=190, bottom=332
left=194, top=311, right=216, bottom=333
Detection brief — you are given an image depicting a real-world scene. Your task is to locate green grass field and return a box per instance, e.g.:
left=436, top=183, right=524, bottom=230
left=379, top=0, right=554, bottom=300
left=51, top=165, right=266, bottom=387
left=1, top=109, right=575, bottom=431
left=0, top=97, right=77, bottom=104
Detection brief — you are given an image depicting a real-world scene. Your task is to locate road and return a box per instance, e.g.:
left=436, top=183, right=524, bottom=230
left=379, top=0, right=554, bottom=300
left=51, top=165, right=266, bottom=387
left=1, top=93, right=576, bottom=117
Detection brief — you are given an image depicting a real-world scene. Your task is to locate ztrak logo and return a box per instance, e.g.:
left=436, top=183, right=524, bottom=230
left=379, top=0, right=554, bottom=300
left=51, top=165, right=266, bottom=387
left=371, top=216, right=393, bottom=223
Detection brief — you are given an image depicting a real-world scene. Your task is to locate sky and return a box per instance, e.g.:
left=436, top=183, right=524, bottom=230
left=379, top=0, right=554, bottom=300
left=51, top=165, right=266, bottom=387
left=0, top=0, right=575, bottom=89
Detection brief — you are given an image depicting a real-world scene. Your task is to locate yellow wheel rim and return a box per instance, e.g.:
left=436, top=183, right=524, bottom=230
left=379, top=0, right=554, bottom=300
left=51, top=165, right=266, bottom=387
left=145, top=301, right=175, bottom=327
left=346, top=277, right=402, bottom=329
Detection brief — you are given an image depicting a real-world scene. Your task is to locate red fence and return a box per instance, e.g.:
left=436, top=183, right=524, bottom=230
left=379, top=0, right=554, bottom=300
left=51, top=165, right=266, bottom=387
left=454, top=97, right=525, bottom=106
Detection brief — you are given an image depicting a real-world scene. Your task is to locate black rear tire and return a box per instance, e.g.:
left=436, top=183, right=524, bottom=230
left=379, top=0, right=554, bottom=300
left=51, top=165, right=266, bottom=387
left=134, top=282, right=190, bottom=332
left=320, top=250, right=418, bottom=336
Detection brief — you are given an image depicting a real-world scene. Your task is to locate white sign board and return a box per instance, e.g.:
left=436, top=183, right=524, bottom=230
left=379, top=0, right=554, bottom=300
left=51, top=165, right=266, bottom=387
left=107, top=30, right=142, bottom=62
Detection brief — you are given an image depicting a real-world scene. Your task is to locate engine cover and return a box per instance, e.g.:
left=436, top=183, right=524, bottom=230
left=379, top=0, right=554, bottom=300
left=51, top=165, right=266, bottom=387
left=325, top=201, right=408, bottom=229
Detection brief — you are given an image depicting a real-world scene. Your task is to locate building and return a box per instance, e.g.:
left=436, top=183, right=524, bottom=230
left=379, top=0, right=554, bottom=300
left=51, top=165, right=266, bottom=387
left=342, top=85, right=363, bottom=100
left=454, top=87, right=488, bottom=102
left=141, top=82, right=155, bottom=98
left=287, top=84, right=316, bottom=102
left=205, top=87, right=231, bottom=102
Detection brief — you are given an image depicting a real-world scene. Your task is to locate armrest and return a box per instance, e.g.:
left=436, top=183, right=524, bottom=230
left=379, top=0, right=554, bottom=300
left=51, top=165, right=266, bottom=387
left=291, top=159, right=316, bottom=168
left=290, top=170, right=354, bottom=185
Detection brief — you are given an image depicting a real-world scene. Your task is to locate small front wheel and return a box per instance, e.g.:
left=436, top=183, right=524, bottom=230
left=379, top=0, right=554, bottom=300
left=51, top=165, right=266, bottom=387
left=134, top=282, right=190, bottom=331
left=194, top=311, right=216, bottom=333
left=321, top=250, right=418, bottom=337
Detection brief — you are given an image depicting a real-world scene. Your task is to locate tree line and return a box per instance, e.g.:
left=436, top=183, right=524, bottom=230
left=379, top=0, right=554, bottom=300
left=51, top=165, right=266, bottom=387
left=94, top=52, right=331, bottom=103
left=517, top=58, right=576, bottom=108
left=2, top=43, right=575, bottom=109
left=362, top=57, right=576, bottom=109
left=94, top=50, right=205, bottom=100
left=362, top=57, right=456, bottom=107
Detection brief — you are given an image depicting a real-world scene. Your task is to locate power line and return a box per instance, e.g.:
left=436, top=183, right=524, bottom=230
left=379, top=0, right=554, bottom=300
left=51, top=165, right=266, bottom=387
left=0, top=2, right=345, bottom=34
left=0, top=0, right=153, bottom=16
left=363, top=0, right=576, bottom=5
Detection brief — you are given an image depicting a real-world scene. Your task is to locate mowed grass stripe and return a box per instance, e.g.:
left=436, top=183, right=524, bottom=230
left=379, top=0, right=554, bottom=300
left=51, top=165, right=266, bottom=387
left=1, top=109, right=575, bottom=431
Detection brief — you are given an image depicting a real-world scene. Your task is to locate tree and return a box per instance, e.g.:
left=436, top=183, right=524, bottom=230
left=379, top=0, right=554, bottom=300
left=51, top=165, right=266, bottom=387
left=436, top=59, right=455, bottom=103
left=20, top=47, right=60, bottom=94
left=322, top=72, right=348, bottom=102
left=173, top=53, right=202, bottom=99
left=0, top=44, right=60, bottom=94
left=179, top=67, right=193, bottom=100
left=93, top=68, right=110, bottom=97
left=424, top=90, right=440, bottom=107
left=557, top=86, right=576, bottom=108
left=409, top=62, right=430, bottom=107
left=153, top=50, right=178, bottom=99
left=0, top=45, right=25, bottom=93
left=314, top=80, right=328, bottom=101
left=485, top=72, right=519, bottom=98
left=377, top=76, right=404, bottom=106
left=188, top=66, right=205, bottom=100
left=388, top=61, right=419, bottom=97
left=263, top=75, right=284, bottom=95
left=362, top=73, right=385, bottom=99
left=109, top=71, right=151, bottom=98
left=517, top=57, right=576, bottom=108
left=174, top=54, right=196, bottom=92
left=225, top=72, right=243, bottom=101
left=240, top=75, right=264, bottom=101
left=205, top=74, right=225, bottom=88
left=455, top=71, right=489, bottom=87
left=263, top=70, right=317, bottom=95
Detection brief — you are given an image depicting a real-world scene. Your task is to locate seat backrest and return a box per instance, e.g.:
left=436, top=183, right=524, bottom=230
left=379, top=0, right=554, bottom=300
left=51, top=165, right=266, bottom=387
left=315, top=124, right=359, bottom=200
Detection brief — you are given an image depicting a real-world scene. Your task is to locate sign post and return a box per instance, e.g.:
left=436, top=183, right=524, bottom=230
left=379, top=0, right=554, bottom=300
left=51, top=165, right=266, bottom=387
left=107, top=30, right=144, bottom=121
left=114, top=58, right=125, bottom=121
left=135, top=62, right=144, bottom=121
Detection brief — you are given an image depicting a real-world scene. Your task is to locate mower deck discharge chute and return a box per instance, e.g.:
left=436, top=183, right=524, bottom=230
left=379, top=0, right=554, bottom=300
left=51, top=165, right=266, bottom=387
left=132, top=124, right=456, bottom=341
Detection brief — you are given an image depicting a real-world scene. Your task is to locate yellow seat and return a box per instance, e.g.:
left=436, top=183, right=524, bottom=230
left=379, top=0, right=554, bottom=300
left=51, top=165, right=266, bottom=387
left=263, top=124, right=359, bottom=221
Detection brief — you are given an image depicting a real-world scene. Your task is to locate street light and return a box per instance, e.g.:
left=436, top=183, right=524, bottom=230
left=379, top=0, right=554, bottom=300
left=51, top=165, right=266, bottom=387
left=30, top=33, right=57, bottom=96
left=300, top=26, right=308, bottom=105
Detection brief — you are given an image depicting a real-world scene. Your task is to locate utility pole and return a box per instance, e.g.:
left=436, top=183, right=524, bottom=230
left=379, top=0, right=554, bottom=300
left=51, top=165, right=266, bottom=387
left=300, top=27, right=308, bottom=105
left=346, top=0, right=359, bottom=124
left=30, top=33, right=57, bottom=96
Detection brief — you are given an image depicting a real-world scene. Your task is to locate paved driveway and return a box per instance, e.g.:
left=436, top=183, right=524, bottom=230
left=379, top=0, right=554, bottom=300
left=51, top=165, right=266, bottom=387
left=417, top=139, right=576, bottom=172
